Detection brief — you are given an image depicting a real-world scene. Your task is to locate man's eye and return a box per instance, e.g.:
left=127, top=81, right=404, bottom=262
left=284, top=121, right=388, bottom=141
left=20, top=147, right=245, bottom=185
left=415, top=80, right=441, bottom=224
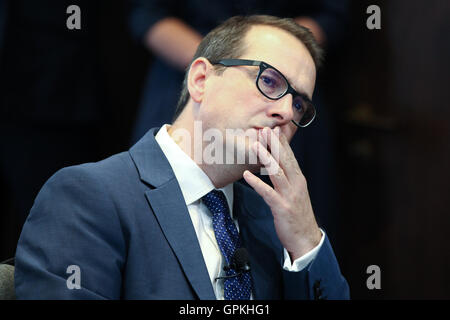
left=293, top=99, right=303, bottom=111
left=261, top=76, right=276, bottom=87
left=258, top=69, right=285, bottom=96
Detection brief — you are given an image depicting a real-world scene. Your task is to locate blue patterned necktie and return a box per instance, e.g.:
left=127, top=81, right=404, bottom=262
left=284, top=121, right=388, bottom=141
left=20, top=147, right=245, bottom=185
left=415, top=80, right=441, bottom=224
left=202, top=189, right=252, bottom=300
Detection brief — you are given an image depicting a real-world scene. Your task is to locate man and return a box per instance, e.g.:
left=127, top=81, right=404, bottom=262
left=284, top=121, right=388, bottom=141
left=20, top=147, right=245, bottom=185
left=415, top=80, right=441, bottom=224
left=15, top=15, right=349, bottom=299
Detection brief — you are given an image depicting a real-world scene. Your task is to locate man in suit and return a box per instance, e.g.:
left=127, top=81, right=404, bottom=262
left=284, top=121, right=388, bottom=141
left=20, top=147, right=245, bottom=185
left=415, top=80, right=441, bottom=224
left=14, top=15, right=349, bottom=299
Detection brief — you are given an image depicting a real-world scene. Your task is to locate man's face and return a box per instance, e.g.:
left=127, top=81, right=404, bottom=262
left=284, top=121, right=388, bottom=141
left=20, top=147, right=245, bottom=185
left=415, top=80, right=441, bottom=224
left=197, top=25, right=317, bottom=167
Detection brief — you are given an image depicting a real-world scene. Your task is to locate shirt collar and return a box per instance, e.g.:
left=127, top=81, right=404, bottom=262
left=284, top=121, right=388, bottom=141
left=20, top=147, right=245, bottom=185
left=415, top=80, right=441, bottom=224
left=155, top=124, right=234, bottom=212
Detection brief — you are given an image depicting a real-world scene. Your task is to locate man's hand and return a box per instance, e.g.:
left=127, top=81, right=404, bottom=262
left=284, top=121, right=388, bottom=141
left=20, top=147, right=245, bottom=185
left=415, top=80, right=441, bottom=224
left=243, top=127, right=322, bottom=261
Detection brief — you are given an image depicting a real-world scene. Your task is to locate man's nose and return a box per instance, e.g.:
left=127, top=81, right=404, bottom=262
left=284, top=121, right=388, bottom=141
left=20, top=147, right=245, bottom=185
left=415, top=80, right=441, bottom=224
left=268, top=94, right=294, bottom=125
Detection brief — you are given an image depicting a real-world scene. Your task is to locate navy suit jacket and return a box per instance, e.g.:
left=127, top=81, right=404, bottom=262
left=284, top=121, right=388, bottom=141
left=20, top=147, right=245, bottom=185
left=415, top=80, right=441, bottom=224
left=15, top=128, right=349, bottom=299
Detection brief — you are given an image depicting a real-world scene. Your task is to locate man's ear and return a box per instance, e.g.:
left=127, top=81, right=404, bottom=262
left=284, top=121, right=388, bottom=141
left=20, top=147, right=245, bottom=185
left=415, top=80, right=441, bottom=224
left=187, top=57, right=212, bottom=103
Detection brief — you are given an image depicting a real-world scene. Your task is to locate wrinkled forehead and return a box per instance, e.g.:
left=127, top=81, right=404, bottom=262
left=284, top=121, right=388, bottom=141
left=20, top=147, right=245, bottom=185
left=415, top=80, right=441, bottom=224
left=239, top=25, right=316, bottom=97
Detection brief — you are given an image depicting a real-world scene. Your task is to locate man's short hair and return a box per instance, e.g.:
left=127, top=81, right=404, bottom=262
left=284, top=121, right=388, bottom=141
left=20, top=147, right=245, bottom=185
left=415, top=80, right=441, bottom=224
left=172, top=15, right=323, bottom=121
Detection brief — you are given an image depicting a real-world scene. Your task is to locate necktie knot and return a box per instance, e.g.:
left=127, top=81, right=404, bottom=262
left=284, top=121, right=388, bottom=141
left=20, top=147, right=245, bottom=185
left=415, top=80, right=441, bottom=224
left=202, top=189, right=230, bottom=218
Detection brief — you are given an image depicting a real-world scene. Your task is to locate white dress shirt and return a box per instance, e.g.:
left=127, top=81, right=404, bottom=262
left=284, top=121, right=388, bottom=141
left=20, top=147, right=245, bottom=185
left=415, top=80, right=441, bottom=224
left=155, top=124, right=324, bottom=299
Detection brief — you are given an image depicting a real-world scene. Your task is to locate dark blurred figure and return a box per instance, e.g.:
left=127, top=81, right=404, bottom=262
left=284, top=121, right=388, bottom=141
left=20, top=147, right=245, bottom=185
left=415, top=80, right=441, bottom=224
left=0, top=0, right=105, bottom=260
left=128, top=0, right=348, bottom=245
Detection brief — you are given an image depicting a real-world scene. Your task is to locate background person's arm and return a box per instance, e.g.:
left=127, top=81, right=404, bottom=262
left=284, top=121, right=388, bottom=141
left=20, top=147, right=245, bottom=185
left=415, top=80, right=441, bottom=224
left=295, top=0, right=349, bottom=49
left=144, top=17, right=202, bottom=70
left=295, top=17, right=326, bottom=46
left=129, top=0, right=201, bottom=70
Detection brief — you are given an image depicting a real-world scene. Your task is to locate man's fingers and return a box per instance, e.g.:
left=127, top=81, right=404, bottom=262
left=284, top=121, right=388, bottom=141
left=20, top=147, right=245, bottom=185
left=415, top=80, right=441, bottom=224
left=243, top=170, right=279, bottom=208
left=262, top=127, right=304, bottom=181
left=252, top=140, right=288, bottom=191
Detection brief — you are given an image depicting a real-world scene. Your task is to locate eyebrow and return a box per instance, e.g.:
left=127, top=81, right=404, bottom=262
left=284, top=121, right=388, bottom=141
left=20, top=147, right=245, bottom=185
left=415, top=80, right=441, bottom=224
left=270, top=65, right=312, bottom=102
left=260, top=69, right=313, bottom=102
left=294, top=88, right=312, bottom=103
left=286, top=77, right=312, bottom=102
left=246, top=67, right=259, bottom=79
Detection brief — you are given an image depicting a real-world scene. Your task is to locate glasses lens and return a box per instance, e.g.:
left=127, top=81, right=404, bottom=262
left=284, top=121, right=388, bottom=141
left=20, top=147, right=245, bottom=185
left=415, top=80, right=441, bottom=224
left=292, top=95, right=316, bottom=127
left=257, top=68, right=287, bottom=98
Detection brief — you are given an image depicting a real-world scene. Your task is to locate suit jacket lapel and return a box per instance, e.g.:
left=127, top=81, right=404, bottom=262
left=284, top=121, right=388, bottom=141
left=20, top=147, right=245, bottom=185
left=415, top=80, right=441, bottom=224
left=130, top=128, right=215, bottom=300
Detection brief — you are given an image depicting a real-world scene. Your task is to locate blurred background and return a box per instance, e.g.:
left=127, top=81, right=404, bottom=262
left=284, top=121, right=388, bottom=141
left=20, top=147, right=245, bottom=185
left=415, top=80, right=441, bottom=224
left=0, top=0, right=449, bottom=299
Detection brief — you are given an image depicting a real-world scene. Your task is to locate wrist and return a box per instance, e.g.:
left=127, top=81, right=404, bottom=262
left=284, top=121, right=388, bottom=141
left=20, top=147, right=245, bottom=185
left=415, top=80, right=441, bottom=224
left=288, top=227, right=322, bottom=261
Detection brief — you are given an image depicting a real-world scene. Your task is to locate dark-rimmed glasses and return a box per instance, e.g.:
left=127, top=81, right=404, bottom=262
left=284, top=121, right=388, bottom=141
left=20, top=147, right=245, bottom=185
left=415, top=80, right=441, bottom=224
left=212, top=59, right=316, bottom=128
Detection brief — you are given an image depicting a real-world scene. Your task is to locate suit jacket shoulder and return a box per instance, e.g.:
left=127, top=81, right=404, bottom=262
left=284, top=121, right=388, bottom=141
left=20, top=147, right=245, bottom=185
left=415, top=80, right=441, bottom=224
left=15, top=152, right=135, bottom=299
